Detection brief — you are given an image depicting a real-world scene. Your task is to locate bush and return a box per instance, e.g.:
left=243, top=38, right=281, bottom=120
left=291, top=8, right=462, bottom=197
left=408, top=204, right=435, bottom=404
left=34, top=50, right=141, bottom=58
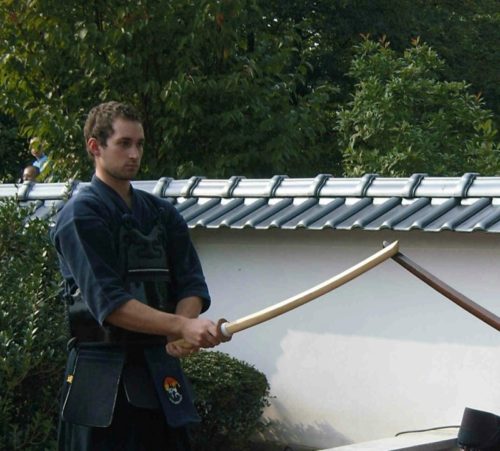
left=182, top=350, right=271, bottom=451
left=0, top=199, right=67, bottom=450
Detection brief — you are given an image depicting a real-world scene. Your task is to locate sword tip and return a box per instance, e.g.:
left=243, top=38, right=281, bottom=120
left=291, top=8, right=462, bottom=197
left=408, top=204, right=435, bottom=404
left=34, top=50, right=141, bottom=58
left=382, top=240, right=400, bottom=254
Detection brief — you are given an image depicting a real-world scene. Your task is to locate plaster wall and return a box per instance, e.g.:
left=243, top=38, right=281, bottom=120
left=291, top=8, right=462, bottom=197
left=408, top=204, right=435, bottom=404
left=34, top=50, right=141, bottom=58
left=189, top=229, right=500, bottom=448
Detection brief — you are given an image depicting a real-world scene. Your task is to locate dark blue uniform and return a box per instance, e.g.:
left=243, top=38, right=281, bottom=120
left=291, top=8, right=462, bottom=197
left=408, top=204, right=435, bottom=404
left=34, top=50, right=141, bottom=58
left=52, top=176, right=210, bottom=450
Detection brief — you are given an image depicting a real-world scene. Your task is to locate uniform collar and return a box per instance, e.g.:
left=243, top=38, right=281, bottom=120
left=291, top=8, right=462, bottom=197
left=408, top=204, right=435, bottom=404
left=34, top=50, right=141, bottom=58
left=91, top=175, right=135, bottom=212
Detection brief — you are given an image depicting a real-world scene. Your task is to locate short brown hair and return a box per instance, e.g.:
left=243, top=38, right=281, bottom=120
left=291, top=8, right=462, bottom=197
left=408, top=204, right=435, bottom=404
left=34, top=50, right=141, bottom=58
left=84, top=101, right=142, bottom=149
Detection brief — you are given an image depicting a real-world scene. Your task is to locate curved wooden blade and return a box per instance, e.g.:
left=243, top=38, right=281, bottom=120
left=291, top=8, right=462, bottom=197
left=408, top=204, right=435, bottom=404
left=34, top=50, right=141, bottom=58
left=383, top=241, right=500, bottom=332
left=174, top=241, right=399, bottom=349
left=220, top=240, right=399, bottom=337
left=170, top=241, right=400, bottom=353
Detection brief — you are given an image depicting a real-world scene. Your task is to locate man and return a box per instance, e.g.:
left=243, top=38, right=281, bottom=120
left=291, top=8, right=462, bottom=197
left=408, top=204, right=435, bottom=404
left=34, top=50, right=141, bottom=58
left=22, top=164, right=39, bottom=182
left=51, top=101, right=222, bottom=450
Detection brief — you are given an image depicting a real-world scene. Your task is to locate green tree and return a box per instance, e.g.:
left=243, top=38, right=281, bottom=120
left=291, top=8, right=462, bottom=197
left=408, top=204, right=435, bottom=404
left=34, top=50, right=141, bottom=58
left=412, top=0, right=500, bottom=118
left=0, top=0, right=338, bottom=180
left=0, top=115, right=26, bottom=183
left=336, top=38, right=500, bottom=176
left=266, top=0, right=500, bottom=121
left=0, top=200, right=66, bottom=450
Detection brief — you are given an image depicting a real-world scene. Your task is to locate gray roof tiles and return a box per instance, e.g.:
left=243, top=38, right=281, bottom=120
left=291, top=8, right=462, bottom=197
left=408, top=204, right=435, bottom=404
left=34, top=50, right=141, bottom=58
left=2, top=173, right=500, bottom=232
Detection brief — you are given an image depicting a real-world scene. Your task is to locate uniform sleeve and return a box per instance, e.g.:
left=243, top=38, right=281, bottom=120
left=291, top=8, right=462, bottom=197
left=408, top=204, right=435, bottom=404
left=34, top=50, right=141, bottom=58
left=52, top=201, right=134, bottom=324
left=163, top=206, right=211, bottom=312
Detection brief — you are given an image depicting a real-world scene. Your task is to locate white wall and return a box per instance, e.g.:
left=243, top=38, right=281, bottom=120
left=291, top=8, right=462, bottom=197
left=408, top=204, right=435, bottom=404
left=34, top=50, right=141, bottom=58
left=190, top=229, right=500, bottom=448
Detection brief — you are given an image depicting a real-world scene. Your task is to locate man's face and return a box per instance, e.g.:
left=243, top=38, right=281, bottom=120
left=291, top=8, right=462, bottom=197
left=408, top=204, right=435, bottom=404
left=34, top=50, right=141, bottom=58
left=23, top=167, right=38, bottom=182
left=93, top=118, right=144, bottom=181
left=30, top=138, right=43, bottom=158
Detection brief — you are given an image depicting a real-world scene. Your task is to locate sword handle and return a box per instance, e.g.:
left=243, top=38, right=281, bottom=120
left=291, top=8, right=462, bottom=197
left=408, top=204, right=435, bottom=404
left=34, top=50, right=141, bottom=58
left=217, top=318, right=233, bottom=341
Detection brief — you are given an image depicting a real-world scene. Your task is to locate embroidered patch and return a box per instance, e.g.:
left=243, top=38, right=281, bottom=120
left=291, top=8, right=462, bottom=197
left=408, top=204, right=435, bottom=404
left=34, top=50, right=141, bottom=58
left=163, top=376, right=183, bottom=405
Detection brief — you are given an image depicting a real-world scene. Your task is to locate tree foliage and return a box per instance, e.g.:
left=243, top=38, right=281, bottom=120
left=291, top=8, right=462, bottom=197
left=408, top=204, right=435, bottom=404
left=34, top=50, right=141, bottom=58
left=336, top=38, right=500, bottom=176
left=0, top=115, right=26, bottom=183
left=0, top=0, right=499, bottom=179
left=0, top=200, right=66, bottom=450
left=0, top=0, right=338, bottom=180
left=266, top=0, right=500, bottom=119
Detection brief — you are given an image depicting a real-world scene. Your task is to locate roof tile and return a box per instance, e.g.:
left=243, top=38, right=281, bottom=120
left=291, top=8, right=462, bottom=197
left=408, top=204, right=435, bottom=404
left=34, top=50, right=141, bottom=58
left=2, top=174, right=500, bottom=232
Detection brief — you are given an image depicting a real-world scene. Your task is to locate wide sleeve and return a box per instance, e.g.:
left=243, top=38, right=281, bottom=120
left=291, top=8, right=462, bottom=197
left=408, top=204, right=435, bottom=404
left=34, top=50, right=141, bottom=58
left=163, top=206, right=211, bottom=312
left=52, top=201, right=134, bottom=324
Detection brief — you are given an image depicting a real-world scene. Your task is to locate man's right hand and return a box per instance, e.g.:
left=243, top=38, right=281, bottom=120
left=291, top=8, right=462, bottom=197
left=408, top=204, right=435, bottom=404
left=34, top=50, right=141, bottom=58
left=105, top=299, right=223, bottom=354
left=166, top=317, right=222, bottom=357
left=180, top=317, right=221, bottom=348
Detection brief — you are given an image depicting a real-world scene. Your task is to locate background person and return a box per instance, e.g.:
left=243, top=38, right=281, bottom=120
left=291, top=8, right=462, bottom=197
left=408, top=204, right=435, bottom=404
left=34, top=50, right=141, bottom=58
left=22, top=165, right=39, bottom=182
left=29, top=137, right=49, bottom=173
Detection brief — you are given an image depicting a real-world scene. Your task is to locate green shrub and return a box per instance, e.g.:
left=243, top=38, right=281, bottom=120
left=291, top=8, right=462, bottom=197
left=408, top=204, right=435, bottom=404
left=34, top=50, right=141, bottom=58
left=0, top=199, right=66, bottom=450
left=183, top=350, right=271, bottom=451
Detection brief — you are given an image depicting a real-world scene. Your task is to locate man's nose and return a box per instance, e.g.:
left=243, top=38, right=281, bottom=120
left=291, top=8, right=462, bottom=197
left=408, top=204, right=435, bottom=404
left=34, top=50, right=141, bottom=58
left=128, top=145, right=141, bottom=159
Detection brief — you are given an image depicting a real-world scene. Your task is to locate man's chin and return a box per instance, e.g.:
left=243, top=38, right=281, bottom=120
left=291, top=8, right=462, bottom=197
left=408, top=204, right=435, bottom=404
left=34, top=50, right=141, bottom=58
left=124, top=168, right=140, bottom=178
left=107, top=168, right=140, bottom=181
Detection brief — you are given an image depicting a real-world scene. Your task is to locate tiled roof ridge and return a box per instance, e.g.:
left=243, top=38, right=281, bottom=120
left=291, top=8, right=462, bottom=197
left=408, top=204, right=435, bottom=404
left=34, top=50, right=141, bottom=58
left=4, top=173, right=500, bottom=233
left=149, top=173, right=500, bottom=199
left=3, top=173, right=499, bottom=201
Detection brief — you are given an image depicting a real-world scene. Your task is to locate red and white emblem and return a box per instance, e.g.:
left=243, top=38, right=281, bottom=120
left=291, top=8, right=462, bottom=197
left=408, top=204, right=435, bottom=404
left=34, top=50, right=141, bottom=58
left=163, top=376, right=183, bottom=405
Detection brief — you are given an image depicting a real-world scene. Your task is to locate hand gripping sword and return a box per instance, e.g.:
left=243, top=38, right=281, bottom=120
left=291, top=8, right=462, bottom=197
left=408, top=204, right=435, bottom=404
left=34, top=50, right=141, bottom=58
left=383, top=241, right=500, bottom=332
left=172, top=240, right=400, bottom=350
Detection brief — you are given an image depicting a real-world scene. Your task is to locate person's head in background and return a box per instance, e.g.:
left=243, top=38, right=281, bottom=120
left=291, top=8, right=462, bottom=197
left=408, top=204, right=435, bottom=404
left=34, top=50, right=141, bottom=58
left=29, top=137, right=46, bottom=160
left=22, top=165, right=39, bottom=182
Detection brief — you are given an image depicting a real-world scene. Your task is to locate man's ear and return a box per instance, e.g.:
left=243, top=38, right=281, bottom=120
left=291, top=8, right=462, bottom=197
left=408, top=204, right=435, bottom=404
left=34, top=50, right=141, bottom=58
left=87, top=138, right=101, bottom=158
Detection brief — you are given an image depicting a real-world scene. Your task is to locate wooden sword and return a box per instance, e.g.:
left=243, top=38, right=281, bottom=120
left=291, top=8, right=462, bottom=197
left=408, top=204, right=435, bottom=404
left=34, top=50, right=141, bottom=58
left=383, top=241, right=500, bottom=332
left=172, top=240, right=400, bottom=349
